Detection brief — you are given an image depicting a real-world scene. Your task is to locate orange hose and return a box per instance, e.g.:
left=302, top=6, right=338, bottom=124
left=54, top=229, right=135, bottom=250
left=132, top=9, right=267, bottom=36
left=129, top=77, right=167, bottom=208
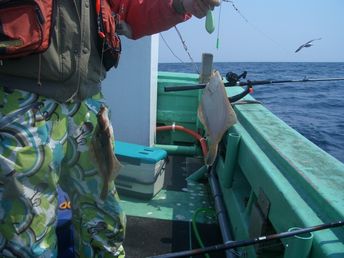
left=156, top=125, right=208, bottom=158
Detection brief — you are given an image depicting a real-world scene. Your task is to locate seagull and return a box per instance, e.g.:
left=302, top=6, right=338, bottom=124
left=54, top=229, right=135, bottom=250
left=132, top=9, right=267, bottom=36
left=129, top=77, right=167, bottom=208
left=295, top=38, right=322, bottom=53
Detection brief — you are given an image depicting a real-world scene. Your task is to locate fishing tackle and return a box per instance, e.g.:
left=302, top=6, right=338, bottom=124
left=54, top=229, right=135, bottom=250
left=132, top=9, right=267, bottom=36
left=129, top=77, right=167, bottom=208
left=226, top=71, right=247, bottom=85
left=164, top=71, right=253, bottom=102
left=164, top=71, right=344, bottom=91
left=205, top=0, right=221, bottom=34
left=164, top=71, right=344, bottom=103
left=228, top=82, right=253, bottom=103
left=149, top=220, right=344, bottom=258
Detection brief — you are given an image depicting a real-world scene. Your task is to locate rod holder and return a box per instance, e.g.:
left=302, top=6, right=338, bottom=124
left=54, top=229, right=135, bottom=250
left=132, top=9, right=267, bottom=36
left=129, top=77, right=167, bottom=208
left=199, top=53, right=213, bottom=83
left=223, top=132, right=241, bottom=188
left=284, top=227, right=314, bottom=258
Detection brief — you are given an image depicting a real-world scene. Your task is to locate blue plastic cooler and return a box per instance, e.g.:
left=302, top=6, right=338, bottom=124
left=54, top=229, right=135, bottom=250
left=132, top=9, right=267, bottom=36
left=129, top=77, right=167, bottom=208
left=114, top=141, right=168, bottom=199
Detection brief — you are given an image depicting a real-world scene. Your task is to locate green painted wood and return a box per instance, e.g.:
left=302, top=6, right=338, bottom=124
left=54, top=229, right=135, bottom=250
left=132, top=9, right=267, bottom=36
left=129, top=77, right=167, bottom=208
left=234, top=99, right=344, bottom=219
left=120, top=183, right=212, bottom=222
left=217, top=87, right=344, bottom=258
left=154, top=71, right=344, bottom=257
left=156, top=72, right=202, bottom=144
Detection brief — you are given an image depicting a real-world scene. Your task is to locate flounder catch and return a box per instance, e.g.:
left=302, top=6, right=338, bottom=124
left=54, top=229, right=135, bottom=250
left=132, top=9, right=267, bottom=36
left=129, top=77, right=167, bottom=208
left=198, top=70, right=237, bottom=165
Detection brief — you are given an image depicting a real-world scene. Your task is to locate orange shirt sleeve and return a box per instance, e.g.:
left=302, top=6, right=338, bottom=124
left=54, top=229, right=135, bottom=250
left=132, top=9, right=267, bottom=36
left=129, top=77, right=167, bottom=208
left=112, top=0, right=191, bottom=39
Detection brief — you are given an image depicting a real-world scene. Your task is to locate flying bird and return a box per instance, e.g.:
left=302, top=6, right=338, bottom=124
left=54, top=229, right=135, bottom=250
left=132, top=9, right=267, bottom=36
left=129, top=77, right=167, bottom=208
left=295, top=38, right=322, bottom=53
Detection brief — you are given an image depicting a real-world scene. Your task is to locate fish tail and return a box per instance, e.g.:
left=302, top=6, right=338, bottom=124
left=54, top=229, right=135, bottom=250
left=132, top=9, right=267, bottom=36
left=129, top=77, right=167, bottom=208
left=206, top=143, right=218, bottom=166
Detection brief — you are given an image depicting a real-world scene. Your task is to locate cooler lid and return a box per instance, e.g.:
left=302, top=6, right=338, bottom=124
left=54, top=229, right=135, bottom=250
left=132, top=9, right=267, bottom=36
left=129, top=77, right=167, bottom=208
left=115, top=141, right=167, bottom=164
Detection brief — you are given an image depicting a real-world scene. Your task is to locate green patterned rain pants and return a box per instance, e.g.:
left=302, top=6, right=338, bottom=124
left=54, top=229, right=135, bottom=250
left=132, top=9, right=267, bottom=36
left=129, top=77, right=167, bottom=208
left=0, top=87, right=126, bottom=257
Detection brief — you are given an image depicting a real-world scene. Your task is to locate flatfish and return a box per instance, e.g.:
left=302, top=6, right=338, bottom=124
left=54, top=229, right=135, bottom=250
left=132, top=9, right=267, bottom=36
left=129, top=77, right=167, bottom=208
left=198, top=70, right=237, bottom=165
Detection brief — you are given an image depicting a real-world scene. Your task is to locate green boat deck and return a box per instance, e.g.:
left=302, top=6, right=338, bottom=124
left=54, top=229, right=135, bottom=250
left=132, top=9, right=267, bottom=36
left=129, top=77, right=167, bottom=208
left=120, top=157, right=211, bottom=221
left=122, top=156, right=226, bottom=258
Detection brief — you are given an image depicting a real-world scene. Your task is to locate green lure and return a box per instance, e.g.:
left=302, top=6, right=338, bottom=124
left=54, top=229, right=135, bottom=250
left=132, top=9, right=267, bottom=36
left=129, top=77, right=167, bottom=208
left=205, top=10, right=215, bottom=34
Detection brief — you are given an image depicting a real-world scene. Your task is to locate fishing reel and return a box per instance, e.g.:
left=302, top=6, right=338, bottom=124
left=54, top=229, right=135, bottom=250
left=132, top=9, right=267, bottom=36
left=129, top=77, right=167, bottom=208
left=225, top=71, right=247, bottom=86
left=164, top=70, right=254, bottom=103
left=225, top=71, right=253, bottom=103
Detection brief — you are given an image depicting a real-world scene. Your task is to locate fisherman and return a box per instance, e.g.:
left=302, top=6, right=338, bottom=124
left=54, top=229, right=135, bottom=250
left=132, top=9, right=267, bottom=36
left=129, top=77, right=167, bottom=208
left=0, top=0, right=219, bottom=257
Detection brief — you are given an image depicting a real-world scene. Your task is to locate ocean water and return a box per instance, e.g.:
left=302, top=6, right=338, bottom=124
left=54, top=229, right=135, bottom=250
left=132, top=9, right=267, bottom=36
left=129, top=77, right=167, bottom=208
left=159, top=62, right=344, bottom=163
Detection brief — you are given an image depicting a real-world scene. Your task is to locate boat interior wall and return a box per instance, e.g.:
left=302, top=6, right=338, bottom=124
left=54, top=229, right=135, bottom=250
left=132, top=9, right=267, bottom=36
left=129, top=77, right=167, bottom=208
left=215, top=87, right=344, bottom=257
left=156, top=72, right=203, bottom=146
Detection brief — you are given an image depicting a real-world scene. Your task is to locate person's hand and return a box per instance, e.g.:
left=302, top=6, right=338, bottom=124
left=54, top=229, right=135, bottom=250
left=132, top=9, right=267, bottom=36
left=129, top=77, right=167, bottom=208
left=183, top=0, right=221, bottom=19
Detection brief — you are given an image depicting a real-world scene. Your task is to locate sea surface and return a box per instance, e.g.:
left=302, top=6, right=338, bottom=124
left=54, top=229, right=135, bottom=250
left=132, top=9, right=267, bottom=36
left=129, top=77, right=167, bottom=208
left=159, top=62, right=344, bottom=163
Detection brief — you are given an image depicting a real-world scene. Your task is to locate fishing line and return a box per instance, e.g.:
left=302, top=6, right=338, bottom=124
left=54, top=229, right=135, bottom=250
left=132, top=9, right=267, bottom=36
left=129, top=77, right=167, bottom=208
left=216, top=2, right=222, bottom=49
left=159, top=33, right=185, bottom=63
left=224, top=0, right=248, bottom=23
left=159, top=29, right=199, bottom=75
left=174, top=26, right=200, bottom=74
left=224, top=0, right=289, bottom=54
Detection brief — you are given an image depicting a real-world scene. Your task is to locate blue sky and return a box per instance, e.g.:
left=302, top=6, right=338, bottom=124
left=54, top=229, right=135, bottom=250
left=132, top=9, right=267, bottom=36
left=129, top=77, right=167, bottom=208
left=158, top=0, right=344, bottom=63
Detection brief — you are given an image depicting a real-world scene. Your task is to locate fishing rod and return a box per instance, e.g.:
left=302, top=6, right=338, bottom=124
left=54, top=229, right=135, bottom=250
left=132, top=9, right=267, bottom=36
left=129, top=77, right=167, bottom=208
left=148, top=220, right=344, bottom=258
left=164, top=71, right=344, bottom=92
